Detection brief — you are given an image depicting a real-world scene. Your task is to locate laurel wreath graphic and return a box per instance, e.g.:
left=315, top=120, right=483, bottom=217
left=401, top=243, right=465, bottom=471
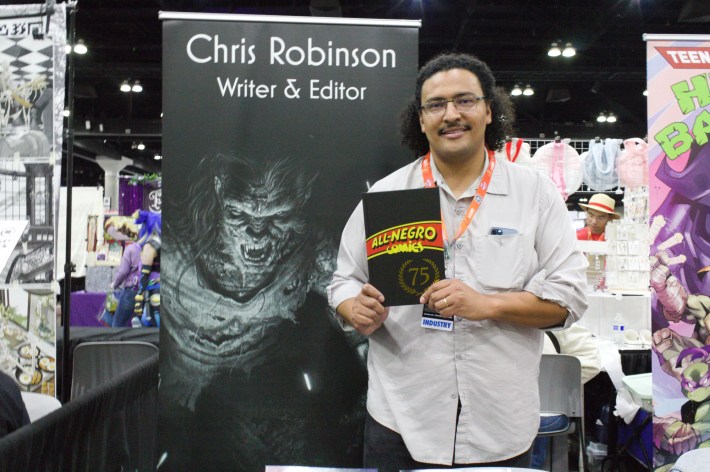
left=397, top=258, right=442, bottom=295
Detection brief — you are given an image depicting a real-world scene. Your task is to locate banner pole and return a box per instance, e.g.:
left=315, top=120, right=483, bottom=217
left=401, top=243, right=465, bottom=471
left=61, top=1, right=77, bottom=404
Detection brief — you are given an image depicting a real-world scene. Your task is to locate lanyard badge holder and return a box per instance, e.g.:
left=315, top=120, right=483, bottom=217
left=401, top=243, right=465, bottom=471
left=421, top=305, right=454, bottom=331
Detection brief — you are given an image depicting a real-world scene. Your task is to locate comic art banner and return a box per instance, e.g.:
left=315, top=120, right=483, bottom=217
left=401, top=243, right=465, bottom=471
left=0, top=3, right=66, bottom=399
left=647, top=34, right=710, bottom=470
left=159, top=12, right=418, bottom=471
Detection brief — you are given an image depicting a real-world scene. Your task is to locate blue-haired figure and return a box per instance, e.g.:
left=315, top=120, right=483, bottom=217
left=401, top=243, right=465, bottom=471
left=133, top=210, right=161, bottom=327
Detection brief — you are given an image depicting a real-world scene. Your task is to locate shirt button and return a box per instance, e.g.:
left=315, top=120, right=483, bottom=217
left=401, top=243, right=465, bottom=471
left=455, top=316, right=462, bottom=322
left=450, top=394, right=457, bottom=400
left=456, top=354, right=463, bottom=360
left=456, top=242, right=463, bottom=249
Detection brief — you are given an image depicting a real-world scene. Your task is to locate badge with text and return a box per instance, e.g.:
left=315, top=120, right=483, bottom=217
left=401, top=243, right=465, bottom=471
left=363, top=187, right=445, bottom=306
left=421, top=305, right=453, bottom=331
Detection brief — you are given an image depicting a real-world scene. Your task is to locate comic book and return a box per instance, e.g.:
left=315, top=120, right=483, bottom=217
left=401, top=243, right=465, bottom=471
left=362, top=187, right=445, bottom=306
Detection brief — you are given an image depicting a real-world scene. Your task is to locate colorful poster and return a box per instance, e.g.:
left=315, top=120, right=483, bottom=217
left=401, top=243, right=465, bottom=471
left=159, top=13, right=418, bottom=471
left=648, top=34, right=710, bottom=470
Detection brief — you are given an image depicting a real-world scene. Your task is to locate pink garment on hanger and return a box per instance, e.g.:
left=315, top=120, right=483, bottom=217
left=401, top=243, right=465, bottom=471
left=529, top=140, right=582, bottom=201
left=618, top=138, right=649, bottom=188
left=551, top=141, right=568, bottom=200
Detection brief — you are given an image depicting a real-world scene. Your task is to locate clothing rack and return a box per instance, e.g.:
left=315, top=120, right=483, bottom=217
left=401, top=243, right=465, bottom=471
left=522, top=137, right=625, bottom=195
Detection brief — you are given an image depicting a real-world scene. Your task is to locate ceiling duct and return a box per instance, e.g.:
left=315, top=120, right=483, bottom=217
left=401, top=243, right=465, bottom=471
left=75, top=84, right=97, bottom=99
left=679, top=0, right=710, bottom=22
left=546, top=88, right=571, bottom=103
left=309, top=0, right=342, bottom=17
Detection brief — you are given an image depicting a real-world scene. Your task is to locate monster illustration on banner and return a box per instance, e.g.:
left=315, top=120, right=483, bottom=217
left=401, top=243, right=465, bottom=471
left=159, top=13, right=419, bottom=471
left=647, top=35, right=710, bottom=471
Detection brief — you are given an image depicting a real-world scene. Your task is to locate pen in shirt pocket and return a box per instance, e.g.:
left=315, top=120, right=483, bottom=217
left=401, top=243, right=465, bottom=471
left=489, top=227, right=518, bottom=236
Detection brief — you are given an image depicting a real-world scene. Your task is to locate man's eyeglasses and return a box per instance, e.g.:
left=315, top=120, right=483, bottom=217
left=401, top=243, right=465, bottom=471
left=420, top=95, right=486, bottom=116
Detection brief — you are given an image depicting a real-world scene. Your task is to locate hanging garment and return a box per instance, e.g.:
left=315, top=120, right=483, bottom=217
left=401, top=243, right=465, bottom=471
left=617, top=138, right=649, bottom=189
left=529, top=139, right=583, bottom=201
left=583, top=138, right=621, bottom=191
left=494, top=137, right=531, bottom=165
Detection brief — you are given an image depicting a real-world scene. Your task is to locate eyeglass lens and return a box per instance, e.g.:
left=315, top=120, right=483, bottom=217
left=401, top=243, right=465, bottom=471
left=422, top=96, right=483, bottom=115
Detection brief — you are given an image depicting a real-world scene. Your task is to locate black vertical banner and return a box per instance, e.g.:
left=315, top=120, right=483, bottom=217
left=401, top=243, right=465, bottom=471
left=159, top=13, right=419, bottom=471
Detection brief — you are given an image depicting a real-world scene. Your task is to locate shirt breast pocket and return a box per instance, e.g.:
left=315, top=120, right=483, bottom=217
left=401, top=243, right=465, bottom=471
left=473, top=232, right=526, bottom=292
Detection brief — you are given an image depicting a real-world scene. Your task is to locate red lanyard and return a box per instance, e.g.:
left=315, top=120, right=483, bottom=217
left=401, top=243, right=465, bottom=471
left=422, top=149, right=496, bottom=249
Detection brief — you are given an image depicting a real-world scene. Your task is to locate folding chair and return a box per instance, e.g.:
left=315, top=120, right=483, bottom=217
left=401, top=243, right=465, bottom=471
left=70, top=341, right=159, bottom=400
left=537, top=354, right=585, bottom=472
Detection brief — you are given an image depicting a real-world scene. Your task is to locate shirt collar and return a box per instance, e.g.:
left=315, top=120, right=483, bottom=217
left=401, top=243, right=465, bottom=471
left=427, top=150, right=510, bottom=199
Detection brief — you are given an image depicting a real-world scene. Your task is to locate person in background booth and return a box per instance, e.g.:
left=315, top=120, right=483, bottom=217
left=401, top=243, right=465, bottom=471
left=0, top=370, right=30, bottom=438
left=328, top=52, right=588, bottom=470
left=100, top=219, right=141, bottom=327
left=576, top=193, right=621, bottom=241
left=133, top=210, right=161, bottom=327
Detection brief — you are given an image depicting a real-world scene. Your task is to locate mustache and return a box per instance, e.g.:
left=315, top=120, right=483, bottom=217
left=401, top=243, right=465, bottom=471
left=438, top=123, right=471, bottom=135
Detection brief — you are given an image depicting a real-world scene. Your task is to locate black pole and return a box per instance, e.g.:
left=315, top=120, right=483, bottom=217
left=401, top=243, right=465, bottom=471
left=61, top=1, right=77, bottom=404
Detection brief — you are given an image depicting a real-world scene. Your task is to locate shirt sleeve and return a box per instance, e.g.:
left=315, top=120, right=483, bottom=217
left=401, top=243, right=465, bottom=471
left=523, top=178, right=588, bottom=328
left=129, top=245, right=143, bottom=283
left=327, top=202, right=368, bottom=330
left=111, top=245, right=134, bottom=288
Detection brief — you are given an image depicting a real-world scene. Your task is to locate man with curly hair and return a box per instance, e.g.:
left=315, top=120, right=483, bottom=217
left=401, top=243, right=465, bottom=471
left=329, top=52, right=588, bottom=470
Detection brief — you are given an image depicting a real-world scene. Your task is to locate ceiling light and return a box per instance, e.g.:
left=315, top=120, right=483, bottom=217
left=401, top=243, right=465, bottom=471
left=137, top=142, right=145, bottom=151
left=643, top=89, right=648, bottom=96
left=596, top=113, right=607, bottom=123
left=120, top=80, right=131, bottom=92
left=562, top=42, right=576, bottom=57
left=131, top=80, right=143, bottom=93
left=62, top=109, right=70, bottom=117
left=548, top=42, right=561, bottom=57
left=511, top=84, right=522, bottom=96
left=65, top=44, right=71, bottom=54
left=85, top=120, right=91, bottom=130
left=154, top=154, right=162, bottom=160
left=606, top=113, right=617, bottom=123
left=74, top=40, right=87, bottom=55
left=523, top=85, right=534, bottom=96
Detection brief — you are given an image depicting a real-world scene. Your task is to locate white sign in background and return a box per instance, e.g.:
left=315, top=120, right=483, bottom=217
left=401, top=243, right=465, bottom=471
left=0, top=219, right=28, bottom=271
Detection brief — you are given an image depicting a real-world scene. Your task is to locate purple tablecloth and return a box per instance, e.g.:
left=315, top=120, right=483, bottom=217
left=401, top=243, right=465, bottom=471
left=70, top=291, right=107, bottom=327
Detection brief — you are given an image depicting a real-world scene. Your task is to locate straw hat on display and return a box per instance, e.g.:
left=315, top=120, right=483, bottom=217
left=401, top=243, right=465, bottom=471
left=579, top=193, right=621, bottom=219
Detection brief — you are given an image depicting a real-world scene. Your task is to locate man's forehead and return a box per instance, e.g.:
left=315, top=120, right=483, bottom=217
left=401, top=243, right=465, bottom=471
left=421, top=68, right=482, bottom=96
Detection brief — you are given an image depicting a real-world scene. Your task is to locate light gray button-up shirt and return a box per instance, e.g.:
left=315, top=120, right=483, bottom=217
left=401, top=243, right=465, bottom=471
left=328, top=155, right=588, bottom=465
